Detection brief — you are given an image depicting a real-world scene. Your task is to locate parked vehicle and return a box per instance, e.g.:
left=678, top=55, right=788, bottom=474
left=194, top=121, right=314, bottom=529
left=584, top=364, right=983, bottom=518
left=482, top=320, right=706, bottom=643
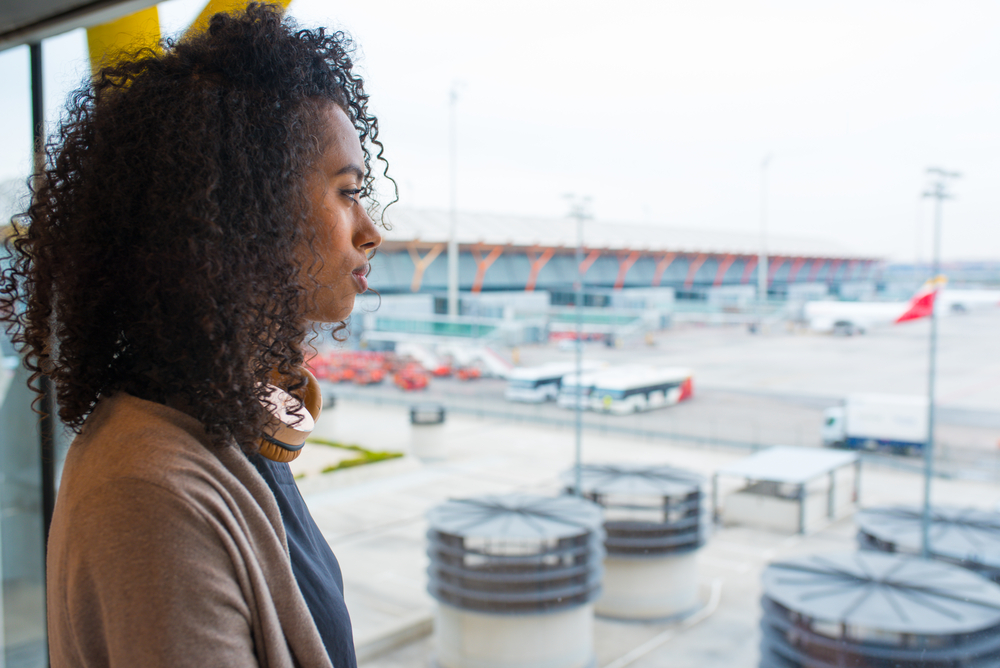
left=590, top=368, right=693, bottom=415
left=394, top=363, right=429, bottom=391
left=556, top=371, right=602, bottom=410
left=505, top=362, right=602, bottom=403
left=804, top=278, right=941, bottom=335
left=456, top=366, right=482, bottom=381
left=556, top=365, right=646, bottom=410
left=822, top=394, right=928, bottom=455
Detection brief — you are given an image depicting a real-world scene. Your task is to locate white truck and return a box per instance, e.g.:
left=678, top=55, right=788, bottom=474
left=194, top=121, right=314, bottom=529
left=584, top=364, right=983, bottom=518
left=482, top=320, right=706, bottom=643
left=822, top=394, right=929, bottom=455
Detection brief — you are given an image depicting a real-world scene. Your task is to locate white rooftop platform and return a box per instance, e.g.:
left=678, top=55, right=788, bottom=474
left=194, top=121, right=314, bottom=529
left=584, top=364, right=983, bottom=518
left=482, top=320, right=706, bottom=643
left=712, top=446, right=860, bottom=534
left=715, top=446, right=858, bottom=484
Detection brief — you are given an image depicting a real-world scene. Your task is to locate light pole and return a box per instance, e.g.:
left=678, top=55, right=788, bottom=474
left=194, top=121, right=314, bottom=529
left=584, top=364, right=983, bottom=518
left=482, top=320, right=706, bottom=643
left=447, top=84, right=460, bottom=317
left=920, top=167, right=959, bottom=559
left=566, top=195, right=591, bottom=498
left=757, top=154, right=772, bottom=330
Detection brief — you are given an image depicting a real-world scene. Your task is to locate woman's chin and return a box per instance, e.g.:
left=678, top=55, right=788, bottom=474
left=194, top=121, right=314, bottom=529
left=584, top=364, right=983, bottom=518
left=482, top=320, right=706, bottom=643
left=305, top=297, right=355, bottom=324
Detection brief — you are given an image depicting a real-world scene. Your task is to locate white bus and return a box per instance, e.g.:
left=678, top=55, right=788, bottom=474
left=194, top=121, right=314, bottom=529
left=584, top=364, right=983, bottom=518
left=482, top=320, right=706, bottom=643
left=504, top=362, right=601, bottom=403
left=556, top=371, right=603, bottom=410
left=589, top=368, right=693, bottom=415
left=556, top=365, right=646, bottom=410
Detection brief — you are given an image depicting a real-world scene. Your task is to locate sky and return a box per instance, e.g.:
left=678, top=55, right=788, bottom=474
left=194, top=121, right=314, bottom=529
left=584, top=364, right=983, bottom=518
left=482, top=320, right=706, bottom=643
left=1, top=0, right=998, bottom=262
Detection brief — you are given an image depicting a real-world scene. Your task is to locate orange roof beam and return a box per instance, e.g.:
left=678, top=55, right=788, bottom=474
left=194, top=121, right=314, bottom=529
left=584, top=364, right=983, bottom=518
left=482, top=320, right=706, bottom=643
left=471, top=245, right=503, bottom=294
left=652, top=252, right=677, bottom=287
left=786, top=257, right=808, bottom=283
left=806, top=258, right=826, bottom=282
left=525, top=247, right=555, bottom=292
left=407, top=243, right=445, bottom=292
left=684, top=254, right=708, bottom=289
left=578, top=249, right=601, bottom=277
left=613, top=251, right=642, bottom=290
left=767, top=256, right=786, bottom=286
left=713, top=254, right=737, bottom=287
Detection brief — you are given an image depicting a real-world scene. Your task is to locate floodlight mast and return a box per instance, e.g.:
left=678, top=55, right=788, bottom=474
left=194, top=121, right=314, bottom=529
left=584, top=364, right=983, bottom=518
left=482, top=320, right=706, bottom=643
left=920, top=167, right=960, bottom=559
left=757, top=154, right=772, bottom=330
left=447, top=85, right=460, bottom=317
left=566, top=195, right=591, bottom=498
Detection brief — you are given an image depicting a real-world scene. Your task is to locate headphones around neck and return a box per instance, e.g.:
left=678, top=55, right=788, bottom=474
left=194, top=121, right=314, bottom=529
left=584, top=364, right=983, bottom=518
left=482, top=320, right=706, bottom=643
left=258, top=367, right=322, bottom=463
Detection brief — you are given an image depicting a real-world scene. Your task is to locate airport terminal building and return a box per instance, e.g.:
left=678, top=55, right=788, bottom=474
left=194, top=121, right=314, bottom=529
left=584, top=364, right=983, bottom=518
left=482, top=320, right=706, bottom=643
left=371, top=208, right=881, bottom=301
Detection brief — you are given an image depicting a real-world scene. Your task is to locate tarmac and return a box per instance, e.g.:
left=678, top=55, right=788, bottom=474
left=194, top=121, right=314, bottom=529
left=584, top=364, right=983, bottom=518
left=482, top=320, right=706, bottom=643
left=294, top=398, right=1000, bottom=667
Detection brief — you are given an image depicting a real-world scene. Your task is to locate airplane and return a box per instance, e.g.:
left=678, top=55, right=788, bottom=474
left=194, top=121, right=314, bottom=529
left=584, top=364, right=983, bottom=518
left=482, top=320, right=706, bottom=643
left=804, top=277, right=955, bottom=335
left=938, top=288, right=1000, bottom=313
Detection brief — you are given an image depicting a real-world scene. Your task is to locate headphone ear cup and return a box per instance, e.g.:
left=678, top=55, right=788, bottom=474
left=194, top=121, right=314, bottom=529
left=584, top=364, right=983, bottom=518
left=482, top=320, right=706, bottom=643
left=300, top=366, right=323, bottom=421
left=258, top=367, right=322, bottom=463
left=258, top=437, right=302, bottom=463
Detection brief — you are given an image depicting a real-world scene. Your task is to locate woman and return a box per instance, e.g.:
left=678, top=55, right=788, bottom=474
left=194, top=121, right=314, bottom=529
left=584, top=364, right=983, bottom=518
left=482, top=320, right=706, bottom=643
left=1, top=5, right=387, bottom=666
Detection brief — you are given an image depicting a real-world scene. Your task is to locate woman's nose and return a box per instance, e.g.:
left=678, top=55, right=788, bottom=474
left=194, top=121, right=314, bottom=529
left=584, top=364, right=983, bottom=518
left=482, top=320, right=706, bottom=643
left=356, top=211, right=382, bottom=251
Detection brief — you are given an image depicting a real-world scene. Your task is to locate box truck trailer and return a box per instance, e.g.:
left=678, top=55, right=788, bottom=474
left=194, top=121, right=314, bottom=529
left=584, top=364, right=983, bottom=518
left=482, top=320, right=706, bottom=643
left=822, top=394, right=928, bottom=455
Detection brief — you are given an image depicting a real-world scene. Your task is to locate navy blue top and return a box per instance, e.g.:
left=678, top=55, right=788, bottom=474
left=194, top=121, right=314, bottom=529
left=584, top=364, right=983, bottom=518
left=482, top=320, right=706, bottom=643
left=252, top=455, right=357, bottom=668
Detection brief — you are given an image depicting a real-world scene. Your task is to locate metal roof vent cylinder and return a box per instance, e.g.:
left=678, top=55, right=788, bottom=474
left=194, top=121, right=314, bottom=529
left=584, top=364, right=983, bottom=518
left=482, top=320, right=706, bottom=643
left=760, top=551, right=1000, bottom=668
left=563, top=463, right=708, bottom=620
left=426, top=493, right=605, bottom=668
left=856, top=505, right=1000, bottom=583
left=410, top=404, right=446, bottom=461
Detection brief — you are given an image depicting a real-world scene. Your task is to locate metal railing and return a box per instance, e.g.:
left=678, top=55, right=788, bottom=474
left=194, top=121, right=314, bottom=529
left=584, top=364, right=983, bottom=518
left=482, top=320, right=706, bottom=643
left=328, top=387, right=999, bottom=482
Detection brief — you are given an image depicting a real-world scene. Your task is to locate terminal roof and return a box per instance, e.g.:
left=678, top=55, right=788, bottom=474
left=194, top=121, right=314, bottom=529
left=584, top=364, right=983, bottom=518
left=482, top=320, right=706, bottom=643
left=381, top=208, right=870, bottom=260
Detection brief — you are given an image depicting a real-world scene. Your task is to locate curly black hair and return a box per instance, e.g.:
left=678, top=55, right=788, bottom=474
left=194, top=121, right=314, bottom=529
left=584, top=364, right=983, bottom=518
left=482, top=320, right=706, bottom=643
left=0, top=3, right=392, bottom=452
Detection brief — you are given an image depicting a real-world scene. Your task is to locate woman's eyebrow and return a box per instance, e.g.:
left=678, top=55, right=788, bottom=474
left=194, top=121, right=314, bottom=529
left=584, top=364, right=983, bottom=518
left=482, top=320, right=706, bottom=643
left=335, top=164, right=364, bottom=181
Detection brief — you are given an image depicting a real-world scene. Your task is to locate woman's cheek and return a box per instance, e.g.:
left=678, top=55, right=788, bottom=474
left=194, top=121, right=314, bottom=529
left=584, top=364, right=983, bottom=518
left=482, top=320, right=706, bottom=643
left=306, top=276, right=356, bottom=323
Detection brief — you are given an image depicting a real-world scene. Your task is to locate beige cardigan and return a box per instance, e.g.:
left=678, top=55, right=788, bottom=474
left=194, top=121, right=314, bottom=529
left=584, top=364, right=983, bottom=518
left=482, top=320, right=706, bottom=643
left=46, top=394, right=334, bottom=668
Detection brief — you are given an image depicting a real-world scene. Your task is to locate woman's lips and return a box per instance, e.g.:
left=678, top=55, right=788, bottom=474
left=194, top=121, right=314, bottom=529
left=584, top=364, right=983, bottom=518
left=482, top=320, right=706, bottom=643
left=352, top=266, right=369, bottom=293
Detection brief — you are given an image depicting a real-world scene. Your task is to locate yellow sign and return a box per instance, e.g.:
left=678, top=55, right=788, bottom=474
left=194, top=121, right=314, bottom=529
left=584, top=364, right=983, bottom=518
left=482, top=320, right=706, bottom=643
left=186, top=0, right=292, bottom=40
left=86, top=7, right=161, bottom=76
left=87, top=1, right=294, bottom=76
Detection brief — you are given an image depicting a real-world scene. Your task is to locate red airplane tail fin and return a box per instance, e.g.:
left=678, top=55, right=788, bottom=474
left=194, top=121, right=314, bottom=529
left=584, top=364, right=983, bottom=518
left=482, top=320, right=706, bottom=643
left=895, top=276, right=946, bottom=324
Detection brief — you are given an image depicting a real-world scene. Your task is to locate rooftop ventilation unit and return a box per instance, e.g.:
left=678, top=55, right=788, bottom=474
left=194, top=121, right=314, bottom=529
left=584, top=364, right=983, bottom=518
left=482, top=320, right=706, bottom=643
left=760, top=551, right=1000, bottom=668
left=426, top=493, right=604, bottom=668
left=410, top=403, right=446, bottom=460
left=856, top=505, right=1000, bottom=582
left=563, top=463, right=708, bottom=619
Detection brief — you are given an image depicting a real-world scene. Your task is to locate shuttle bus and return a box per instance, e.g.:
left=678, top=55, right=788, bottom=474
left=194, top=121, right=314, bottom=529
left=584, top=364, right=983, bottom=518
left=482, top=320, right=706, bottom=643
left=556, top=371, right=603, bottom=410
left=504, top=362, right=601, bottom=403
left=557, top=365, right=646, bottom=410
left=590, top=368, right=693, bottom=415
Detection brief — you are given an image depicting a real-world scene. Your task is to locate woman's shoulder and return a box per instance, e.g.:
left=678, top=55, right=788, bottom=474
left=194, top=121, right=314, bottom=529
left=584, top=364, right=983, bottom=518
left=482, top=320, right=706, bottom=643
left=60, top=393, right=246, bottom=514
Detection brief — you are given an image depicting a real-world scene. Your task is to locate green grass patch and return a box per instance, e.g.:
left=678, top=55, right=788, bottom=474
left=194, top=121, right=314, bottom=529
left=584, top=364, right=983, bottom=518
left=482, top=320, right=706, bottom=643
left=306, top=437, right=368, bottom=452
left=307, top=437, right=404, bottom=474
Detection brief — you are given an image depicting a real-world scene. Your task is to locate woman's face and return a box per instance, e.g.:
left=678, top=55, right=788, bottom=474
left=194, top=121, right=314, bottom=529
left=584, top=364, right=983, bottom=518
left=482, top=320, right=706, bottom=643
left=299, top=103, right=382, bottom=323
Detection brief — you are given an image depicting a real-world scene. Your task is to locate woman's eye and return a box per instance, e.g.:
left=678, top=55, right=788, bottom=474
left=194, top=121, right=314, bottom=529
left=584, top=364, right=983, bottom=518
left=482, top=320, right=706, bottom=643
left=342, top=188, right=363, bottom=203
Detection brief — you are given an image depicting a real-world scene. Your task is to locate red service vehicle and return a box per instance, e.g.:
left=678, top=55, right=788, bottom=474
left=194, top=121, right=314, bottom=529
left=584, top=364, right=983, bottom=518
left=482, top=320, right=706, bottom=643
left=394, top=364, right=429, bottom=391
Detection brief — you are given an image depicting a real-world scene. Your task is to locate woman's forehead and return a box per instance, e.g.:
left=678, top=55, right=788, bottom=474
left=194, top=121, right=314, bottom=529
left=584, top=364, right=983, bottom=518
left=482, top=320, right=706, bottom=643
left=316, top=103, right=364, bottom=169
